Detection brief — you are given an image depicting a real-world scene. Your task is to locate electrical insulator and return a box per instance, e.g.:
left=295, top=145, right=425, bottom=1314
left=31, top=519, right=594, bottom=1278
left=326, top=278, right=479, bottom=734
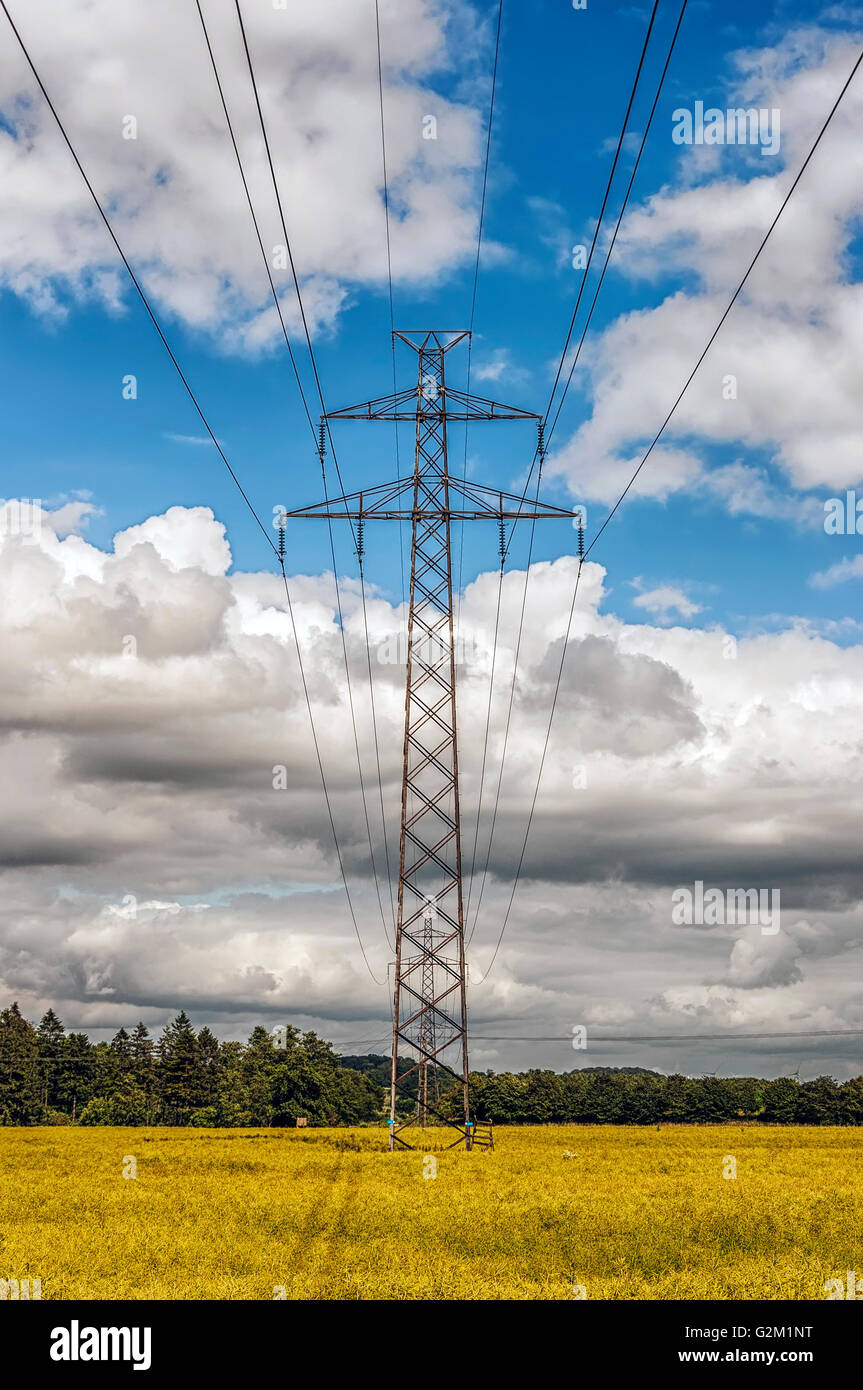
left=278, top=523, right=286, bottom=561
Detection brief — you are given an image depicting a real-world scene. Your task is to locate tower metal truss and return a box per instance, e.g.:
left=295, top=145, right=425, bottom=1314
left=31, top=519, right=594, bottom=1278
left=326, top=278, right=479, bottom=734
left=281, top=331, right=576, bottom=1150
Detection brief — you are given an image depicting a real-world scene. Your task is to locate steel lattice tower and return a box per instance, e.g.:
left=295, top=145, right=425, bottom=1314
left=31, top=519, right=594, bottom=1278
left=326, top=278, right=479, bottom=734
left=282, top=330, right=575, bottom=1150
left=415, top=899, right=442, bottom=1126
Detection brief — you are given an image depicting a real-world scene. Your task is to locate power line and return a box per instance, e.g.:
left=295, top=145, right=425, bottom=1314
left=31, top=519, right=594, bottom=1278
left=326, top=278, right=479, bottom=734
left=469, top=0, right=504, bottom=337
left=584, top=39, right=863, bottom=559
left=373, top=0, right=406, bottom=609
left=463, top=562, right=505, bottom=928
left=468, top=0, right=685, bottom=904
left=234, top=0, right=395, bottom=949
left=466, top=455, right=545, bottom=946
left=544, top=0, right=688, bottom=450
left=543, top=0, right=659, bottom=435
left=370, top=0, right=403, bottom=940
left=471, top=1029, right=863, bottom=1044
left=496, top=0, right=666, bottom=570
left=458, top=0, right=508, bottom=934
left=233, top=0, right=353, bottom=528
left=374, top=0, right=396, bottom=338
left=2, top=0, right=392, bottom=981
left=473, top=556, right=584, bottom=982
left=358, top=561, right=397, bottom=944
left=475, top=27, right=856, bottom=984
left=7, top=1024, right=863, bottom=1063
left=501, top=0, right=670, bottom=559
left=198, top=0, right=393, bottom=954
left=468, top=4, right=663, bottom=945
left=279, top=567, right=384, bottom=984
left=457, top=0, right=504, bottom=613
left=315, top=448, right=394, bottom=954
left=194, top=0, right=317, bottom=451
left=0, top=0, right=277, bottom=559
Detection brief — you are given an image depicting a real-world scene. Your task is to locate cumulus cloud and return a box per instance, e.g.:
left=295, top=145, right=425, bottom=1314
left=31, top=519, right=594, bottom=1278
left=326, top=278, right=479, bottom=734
left=547, top=24, right=863, bottom=513
left=0, top=0, right=490, bottom=345
left=632, top=584, right=702, bottom=621
left=810, top=553, right=863, bottom=588
left=472, top=348, right=530, bottom=385
left=0, top=502, right=862, bottom=1076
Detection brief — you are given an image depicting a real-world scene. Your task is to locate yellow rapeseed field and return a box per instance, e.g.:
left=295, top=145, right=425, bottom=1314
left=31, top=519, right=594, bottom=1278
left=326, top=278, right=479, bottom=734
left=1, top=1124, right=861, bottom=1300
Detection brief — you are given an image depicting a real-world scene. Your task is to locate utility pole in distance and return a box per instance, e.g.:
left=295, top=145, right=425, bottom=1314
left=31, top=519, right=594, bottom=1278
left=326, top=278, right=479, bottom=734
left=281, top=330, right=576, bottom=1150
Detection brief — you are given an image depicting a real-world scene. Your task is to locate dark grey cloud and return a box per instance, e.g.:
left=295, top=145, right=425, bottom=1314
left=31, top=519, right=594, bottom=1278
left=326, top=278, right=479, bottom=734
left=0, top=508, right=862, bottom=1079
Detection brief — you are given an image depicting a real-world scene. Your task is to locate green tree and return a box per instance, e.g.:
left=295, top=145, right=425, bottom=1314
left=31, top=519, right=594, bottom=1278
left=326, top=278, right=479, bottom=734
left=327, top=1067, right=384, bottom=1125
left=130, top=1022, right=157, bottom=1122
left=158, top=1012, right=206, bottom=1124
left=215, top=1041, right=252, bottom=1127
left=584, top=1072, right=623, bottom=1124
left=79, top=1083, right=148, bottom=1125
left=523, top=1070, right=564, bottom=1124
left=761, top=1076, right=799, bottom=1124
left=839, top=1076, right=863, bottom=1125
left=797, top=1075, right=839, bottom=1125
left=110, top=1027, right=133, bottom=1066
left=0, top=1003, right=44, bottom=1124
left=242, top=1026, right=278, bottom=1126
left=197, top=1026, right=220, bottom=1109
left=660, top=1073, right=695, bottom=1123
left=36, top=1008, right=66, bottom=1110
left=57, top=1033, right=96, bottom=1120
left=723, top=1076, right=762, bottom=1118
left=691, top=1076, right=736, bottom=1124
left=620, top=1072, right=663, bottom=1124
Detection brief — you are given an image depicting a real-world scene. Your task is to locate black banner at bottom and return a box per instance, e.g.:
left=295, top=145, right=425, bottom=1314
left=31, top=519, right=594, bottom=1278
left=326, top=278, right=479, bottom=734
left=0, top=1298, right=853, bottom=1376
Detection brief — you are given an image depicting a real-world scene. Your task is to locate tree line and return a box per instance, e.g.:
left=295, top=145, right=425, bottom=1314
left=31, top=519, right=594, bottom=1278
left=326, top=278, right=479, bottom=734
left=455, top=1067, right=863, bottom=1126
left=348, top=1056, right=863, bottom=1127
left=0, top=1004, right=381, bottom=1127
left=2, top=1003, right=861, bottom=1126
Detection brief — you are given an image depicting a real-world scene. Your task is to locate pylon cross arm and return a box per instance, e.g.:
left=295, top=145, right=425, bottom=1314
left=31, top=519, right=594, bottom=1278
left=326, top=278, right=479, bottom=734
left=279, top=476, right=577, bottom=522
left=323, top=386, right=540, bottom=422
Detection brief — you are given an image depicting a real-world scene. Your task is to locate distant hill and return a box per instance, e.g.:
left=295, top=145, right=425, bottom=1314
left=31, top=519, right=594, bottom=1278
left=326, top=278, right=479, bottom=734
left=339, top=1054, right=662, bottom=1080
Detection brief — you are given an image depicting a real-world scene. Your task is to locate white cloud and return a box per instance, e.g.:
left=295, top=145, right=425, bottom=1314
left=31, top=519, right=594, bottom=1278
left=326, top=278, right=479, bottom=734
left=547, top=25, right=863, bottom=513
left=0, top=0, right=489, bottom=346
left=0, top=497, right=101, bottom=542
left=810, top=553, right=863, bottom=587
left=112, top=505, right=232, bottom=576
left=472, top=347, right=529, bottom=385
left=164, top=433, right=218, bottom=447
left=0, top=501, right=862, bottom=1072
left=632, top=585, right=701, bottom=620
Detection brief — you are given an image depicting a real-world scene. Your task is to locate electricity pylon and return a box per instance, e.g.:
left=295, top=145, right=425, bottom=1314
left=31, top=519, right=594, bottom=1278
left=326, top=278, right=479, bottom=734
left=281, top=330, right=575, bottom=1150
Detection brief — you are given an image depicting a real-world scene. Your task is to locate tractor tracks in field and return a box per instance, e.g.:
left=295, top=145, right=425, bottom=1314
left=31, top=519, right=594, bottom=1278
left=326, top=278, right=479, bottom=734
left=277, top=1149, right=361, bottom=1297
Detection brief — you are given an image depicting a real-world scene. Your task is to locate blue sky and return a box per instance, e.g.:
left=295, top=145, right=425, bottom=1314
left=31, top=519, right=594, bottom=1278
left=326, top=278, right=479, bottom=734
left=3, top=0, right=861, bottom=638
left=2, top=0, right=863, bottom=1071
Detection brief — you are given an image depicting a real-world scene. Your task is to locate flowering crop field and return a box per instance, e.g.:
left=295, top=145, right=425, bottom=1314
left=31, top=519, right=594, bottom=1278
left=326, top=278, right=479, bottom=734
left=1, top=1124, right=861, bottom=1300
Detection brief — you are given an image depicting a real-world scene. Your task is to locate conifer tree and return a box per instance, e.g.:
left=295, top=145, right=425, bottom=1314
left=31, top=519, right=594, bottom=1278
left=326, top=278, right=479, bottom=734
left=0, top=1003, right=44, bottom=1124
left=36, top=1007, right=66, bottom=1110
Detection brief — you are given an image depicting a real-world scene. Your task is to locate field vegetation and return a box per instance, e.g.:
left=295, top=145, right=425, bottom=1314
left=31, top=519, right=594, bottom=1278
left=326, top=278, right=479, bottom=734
left=1, top=1124, right=861, bottom=1299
